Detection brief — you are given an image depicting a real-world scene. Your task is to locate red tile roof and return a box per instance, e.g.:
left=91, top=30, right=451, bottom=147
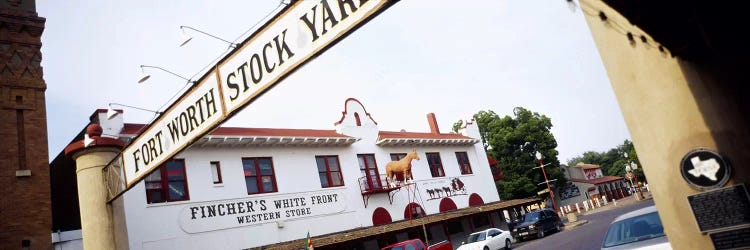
left=569, top=176, right=624, bottom=185
left=377, top=131, right=471, bottom=140
left=575, top=163, right=601, bottom=170
left=120, top=124, right=352, bottom=138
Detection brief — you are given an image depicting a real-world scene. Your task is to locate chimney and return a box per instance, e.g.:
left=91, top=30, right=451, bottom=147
left=427, top=113, right=440, bottom=134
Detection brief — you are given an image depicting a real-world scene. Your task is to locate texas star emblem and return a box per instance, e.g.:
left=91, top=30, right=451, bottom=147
left=688, top=156, right=720, bottom=181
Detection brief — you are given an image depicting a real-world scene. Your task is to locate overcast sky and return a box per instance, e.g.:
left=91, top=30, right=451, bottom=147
left=38, top=0, right=630, bottom=163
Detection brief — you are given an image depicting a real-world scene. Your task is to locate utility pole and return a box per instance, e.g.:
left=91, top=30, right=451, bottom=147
left=535, top=151, right=557, bottom=212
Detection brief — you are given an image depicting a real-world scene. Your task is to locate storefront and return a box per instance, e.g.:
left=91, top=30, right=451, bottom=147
left=52, top=98, right=537, bottom=250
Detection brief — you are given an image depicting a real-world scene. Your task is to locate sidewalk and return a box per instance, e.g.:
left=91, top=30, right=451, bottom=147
left=579, top=192, right=653, bottom=216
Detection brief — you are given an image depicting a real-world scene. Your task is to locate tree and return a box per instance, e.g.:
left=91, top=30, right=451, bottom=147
left=458, top=108, right=566, bottom=200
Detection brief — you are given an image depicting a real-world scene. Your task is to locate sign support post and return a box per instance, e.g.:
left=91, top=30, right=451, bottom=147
left=64, top=124, right=125, bottom=250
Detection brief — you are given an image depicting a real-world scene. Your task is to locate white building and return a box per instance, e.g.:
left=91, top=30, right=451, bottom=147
left=53, top=98, right=539, bottom=250
left=558, top=163, right=629, bottom=207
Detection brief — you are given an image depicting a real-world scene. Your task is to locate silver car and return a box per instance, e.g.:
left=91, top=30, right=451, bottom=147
left=601, top=205, right=672, bottom=250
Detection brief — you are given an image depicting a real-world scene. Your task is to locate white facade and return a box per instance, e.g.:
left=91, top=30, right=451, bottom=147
left=104, top=99, right=499, bottom=250
left=558, top=164, right=629, bottom=207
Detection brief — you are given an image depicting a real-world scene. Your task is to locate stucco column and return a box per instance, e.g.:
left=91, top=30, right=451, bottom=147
left=581, top=1, right=750, bottom=249
left=65, top=124, right=124, bottom=250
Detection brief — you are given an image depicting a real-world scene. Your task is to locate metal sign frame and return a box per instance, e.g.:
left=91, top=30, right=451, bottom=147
left=110, top=0, right=398, bottom=200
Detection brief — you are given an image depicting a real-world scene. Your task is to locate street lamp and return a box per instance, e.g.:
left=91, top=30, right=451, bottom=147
left=623, top=152, right=643, bottom=198
left=138, top=65, right=196, bottom=84
left=106, top=103, right=162, bottom=120
left=535, top=151, right=557, bottom=212
left=179, top=25, right=237, bottom=48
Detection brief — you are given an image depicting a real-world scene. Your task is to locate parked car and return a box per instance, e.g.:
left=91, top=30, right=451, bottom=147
left=457, top=228, right=513, bottom=250
left=380, top=239, right=452, bottom=250
left=601, top=205, right=671, bottom=250
left=511, top=209, right=562, bottom=241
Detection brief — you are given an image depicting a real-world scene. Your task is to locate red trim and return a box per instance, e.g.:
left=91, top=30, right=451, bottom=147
left=333, top=98, right=378, bottom=126
left=120, top=123, right=352, bottom=138
left=316, top=155, right=344, bottom=188
left=354, top=112, right=362, bottom=126
left=456, top=152, right=473, bottom=175
left=146, top=159, right=190, bottom=204
left=404, top=202, right=426, bottom=219
left=426, top=152, right=445, bottom=177
left=468, top=193, right=484, bottom=207
left=358, top=154, right=381, bottom=190
left=242, top=157, right=278, bottom=194
left=64, top=136, right=124, bottom=156
left=211, top=161, right=222, bottom=184
left=378, top=131, right=472, bottom=140
left=372, top=207, right=392, bottom=226
left=439, top=198, right=457, bottom=212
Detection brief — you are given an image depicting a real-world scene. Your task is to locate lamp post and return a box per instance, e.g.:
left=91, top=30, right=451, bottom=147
left=535, top=151, right=557, bottom=212
left=623, top=152, right=643, bottom=198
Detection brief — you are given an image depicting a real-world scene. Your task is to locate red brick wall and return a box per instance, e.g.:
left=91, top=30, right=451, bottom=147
left=0, top=1, right=52, bottom=249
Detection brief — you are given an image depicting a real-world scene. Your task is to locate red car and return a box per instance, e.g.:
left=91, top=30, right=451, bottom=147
left=380, top=239, right=452, bottom=250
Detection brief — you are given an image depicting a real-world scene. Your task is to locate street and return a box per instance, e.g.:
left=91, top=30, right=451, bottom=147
left=515, top=200, right=656, bottom=250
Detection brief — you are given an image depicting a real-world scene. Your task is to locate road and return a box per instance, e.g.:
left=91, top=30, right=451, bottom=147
left=515, top=200, right=655, bottom=250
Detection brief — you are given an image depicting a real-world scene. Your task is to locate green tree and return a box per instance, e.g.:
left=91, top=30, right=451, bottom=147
left=567, top=139, right=646, bottom=182
left=459, top=108, right=566, bottom=200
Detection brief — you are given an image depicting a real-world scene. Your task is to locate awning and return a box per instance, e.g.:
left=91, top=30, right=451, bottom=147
left=256, top=198, right=540, bottom=249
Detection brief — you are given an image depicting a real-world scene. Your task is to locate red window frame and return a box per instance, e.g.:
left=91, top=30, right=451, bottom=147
left=358, top=154, right=381, bottom=190
left=456, top=152, right=473, bottom=175
left=316, top=155, right=344, bottom=188
left=426, top=152, right=445, bottom=177
left=390, top=153, right=407, bottom=161
left=210, top=161, right=223, bottom=184
left=145, top=159, right=190, bottom=204
left=242, top=157, right=278, bottom=195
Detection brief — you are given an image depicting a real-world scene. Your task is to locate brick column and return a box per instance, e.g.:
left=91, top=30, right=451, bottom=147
left=65, top=124, right=124, bottom=250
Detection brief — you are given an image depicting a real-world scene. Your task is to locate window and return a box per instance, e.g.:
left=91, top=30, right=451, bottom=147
left=316, top=155, right=344, bottom=188
left=426, top=152, right=445, bottom=177
left=602, top=212, right=665, bottom=248
left=210, top=161, right=222, bottom=184
left=390, top=153, right=407, bottom=161
left=145, top=159, right=189, bottom=204
left=455, top=152, right=472, bottom=175
left=242, top=157, right=277, bottom=194
left=358, top=154, right=381, bottom=190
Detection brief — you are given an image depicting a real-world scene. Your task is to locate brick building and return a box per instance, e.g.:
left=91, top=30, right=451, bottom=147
left=0, top=0, right=51, bottom=249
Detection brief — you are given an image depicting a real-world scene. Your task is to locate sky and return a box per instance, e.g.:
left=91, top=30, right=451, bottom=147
left=38, top=0, right=630, bottom=163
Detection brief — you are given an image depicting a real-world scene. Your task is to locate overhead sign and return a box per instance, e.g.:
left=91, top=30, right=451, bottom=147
left=179, top=190, right=346, bottom=233
left=218, top=0, right=393, bottom=114
left=122, top=77, right=225, bottom=187
left=121, top=0, right=397, bottom=188
left=680, top=148, right=731, bottom=191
